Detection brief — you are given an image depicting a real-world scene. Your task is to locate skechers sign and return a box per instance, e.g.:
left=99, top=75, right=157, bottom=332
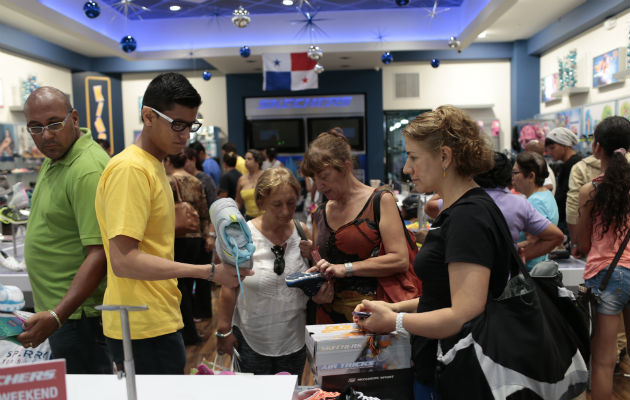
left=245, top=94, right=364, bottom=118
left=258, top=97, right=352, bottom=110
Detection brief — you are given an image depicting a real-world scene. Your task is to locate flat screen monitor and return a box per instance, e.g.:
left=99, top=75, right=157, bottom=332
left=307, top=117, right=365, bottom=151
left=246, top=118, right=305, bottom=153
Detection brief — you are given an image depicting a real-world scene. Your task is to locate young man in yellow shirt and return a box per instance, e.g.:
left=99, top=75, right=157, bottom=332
left=95, top=72, right=250, bottom=374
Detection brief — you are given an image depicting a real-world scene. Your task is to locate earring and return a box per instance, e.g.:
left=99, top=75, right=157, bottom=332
left=442, top=166, right=446, bottom=177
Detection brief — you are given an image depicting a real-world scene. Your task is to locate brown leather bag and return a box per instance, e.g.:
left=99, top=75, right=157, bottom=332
left=172, top=176, right=200, bottom=236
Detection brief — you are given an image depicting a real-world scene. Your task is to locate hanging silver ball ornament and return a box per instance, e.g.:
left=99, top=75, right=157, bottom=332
left=202, top=71, right=212, bottom=81
left=120, top=36, right=137, bottom=53
left=83, top=1, right=101, bottom=18
left=314, top=63, right=325, bottom=74
left=395, top=0, right=410, bottom=6
left=240, top=46, right=251, bottom=58
left=381, top=51, right=393, bottom=64
left=232, top=6, right=251, bottom=28
left=307, top=45, right=323, bottom=61
left=431, top=58, right=440, bottom=68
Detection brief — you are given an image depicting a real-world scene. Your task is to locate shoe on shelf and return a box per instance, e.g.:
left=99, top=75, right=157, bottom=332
left=285, top=272, right=327, bottom=297
left=0, top=207, right=28, bottom=224
left=0, top=251, right=26, bottom=271
left=0, top=283, right=25, bottom=312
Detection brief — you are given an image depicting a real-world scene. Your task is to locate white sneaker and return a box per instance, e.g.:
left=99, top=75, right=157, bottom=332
left=0, top=251, right=26, bottom=271
left=0, top=283, right=25, bottom=312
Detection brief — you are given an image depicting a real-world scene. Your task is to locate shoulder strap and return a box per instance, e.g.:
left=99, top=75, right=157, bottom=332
left=598, top=227, right=630, bottom=291
left=374, top=190, right=415, bottom=250
left=172, top=176, right=183, bottom=202
left=293, top=218, right=307, bottom=240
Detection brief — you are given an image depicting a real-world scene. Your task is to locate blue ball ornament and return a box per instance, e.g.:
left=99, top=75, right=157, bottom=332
left=120, top=35, right=137, bottom=53
left=381, top=51, right=393, bottom=65
left=202, top=71, right=212, bottom=81
left=431, top=58, right=440, bottom=68
left=83, top=1, right=100, bottom=19
left=395, top=0, right=409, bottom=6
left=240, top=46, right=251, bottom=58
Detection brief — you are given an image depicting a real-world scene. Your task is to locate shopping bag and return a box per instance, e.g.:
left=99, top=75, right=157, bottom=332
left=0, top=339, right=51, bottom=366
left=435, top=198, right=589, bottom=400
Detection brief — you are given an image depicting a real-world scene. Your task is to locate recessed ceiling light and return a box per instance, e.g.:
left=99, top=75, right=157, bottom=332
left=339, top=56, right=351, bottom=60
left=477, top=31, right=487, bottom=38
left=282, top=0, right=294, bottom=6
left=170, top=5, right=181, bottom=11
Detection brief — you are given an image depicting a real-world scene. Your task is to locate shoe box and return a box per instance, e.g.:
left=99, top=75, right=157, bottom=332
left=305, top=323, right=412, bottom=400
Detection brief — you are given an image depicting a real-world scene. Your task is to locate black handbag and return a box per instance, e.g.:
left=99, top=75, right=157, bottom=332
left=576, top=228, right=630, bottom=337
left=435, top=197, right=590, bottom=400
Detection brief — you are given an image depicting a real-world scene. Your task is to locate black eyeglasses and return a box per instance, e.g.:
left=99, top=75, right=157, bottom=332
left=147, top=106, right=202, bottom=133
left=271, top=245, right=285, bottom=275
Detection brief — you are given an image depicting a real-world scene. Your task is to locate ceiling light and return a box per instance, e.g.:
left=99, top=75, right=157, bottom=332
left=170, top=5, right=181, bottom=11
left=282, top=0, right=294, bottom=5
left=477, top=31, right=487, bottom=39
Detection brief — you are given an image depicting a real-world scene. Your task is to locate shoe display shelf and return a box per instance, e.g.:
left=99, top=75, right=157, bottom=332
left=0, top=231, right=31, bottom=308
left=0, top=158, right=42, bottom=187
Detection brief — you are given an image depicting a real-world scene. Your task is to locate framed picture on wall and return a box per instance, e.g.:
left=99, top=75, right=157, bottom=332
left=592, top=48, right=623, bottom=88
left=85, top=76, right=114, bottom=149
left=16, top=124, right=44, bottom=159
left=541, top=73, right=560, bottom=102
left=0, top=79, right=4, bottom=108
left=617, top=97, right=630, bottom=120
left=0, top=123, right=16, bottom=160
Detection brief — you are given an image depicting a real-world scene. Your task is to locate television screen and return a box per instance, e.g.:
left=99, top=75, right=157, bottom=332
left=246, top=119, right=305, bottom=153
left=593, top=48, right=621, bottom=88
left=307, top=117, right=365, bottom=151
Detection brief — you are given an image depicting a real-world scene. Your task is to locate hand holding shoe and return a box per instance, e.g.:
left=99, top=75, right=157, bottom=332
left=212, top=263, right=254, bottom=288
left=16, top=311, right=59, bottom=348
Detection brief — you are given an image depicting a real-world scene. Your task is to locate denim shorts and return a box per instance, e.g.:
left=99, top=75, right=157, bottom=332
left=585, top=265, right=630, bottom=315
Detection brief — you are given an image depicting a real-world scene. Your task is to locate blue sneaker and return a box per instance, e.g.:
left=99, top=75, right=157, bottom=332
left=285, top=272, right=327, bottom=297
left=0, top=283, right=25, bottom=312
left=210, top=198, right=255, bottom=293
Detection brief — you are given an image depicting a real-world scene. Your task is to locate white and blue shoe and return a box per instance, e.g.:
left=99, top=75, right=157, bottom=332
left=0, top=283, right=25, bottom=312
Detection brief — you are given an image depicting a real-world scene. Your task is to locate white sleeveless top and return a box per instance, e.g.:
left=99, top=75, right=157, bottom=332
left=233, top=221, right=309, bottom=356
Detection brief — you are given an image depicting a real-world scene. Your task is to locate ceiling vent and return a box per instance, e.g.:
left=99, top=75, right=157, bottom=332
left=395, top=73, right=419, bottom=98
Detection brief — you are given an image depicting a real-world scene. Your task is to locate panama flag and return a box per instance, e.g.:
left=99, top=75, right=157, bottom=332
left=263, top=52, right=318, bottom=91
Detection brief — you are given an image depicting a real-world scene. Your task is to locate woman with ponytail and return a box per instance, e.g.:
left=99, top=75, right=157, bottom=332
left=576, top=116, right=630, bottom=399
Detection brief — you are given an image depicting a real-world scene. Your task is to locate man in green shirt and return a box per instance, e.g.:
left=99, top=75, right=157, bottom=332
left=16, top=87, right=112, bottom=374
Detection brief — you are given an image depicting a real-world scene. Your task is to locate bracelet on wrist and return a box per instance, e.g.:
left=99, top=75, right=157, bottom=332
left=208, top=232, right=217, bottom=238
left=215, top=329, right=232, bottom=338
left=344, top=262, right=354, bottom=277
left=396, top=312, right=408, bottom=335
left=207, top=262, right=215, bottom=282
left=49, top=310, right=62, bottom=328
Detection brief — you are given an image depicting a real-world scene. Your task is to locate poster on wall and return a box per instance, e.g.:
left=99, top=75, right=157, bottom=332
left=85, top=76, right=114, bottom=154
left=592, top=48, right=623, bottom=88
left=583, top=101, right=615, bottom=136
left=16, top=124, right=44, bottom=159
left=0, top=79, right=4, bottom=108
left=0, top=123, right=16, bottom=160
left=541, top=73, right=560, bottom=102
left=617, top=97, right=630, bottom=120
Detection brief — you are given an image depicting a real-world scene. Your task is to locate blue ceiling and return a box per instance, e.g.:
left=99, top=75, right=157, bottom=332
left=100, top=0, right=465, bottom=20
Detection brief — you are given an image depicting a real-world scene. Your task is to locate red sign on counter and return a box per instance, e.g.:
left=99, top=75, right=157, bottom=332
left=0, top=359, right=66, bottom=399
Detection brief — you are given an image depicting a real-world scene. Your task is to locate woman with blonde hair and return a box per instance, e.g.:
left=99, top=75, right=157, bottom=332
left=235, top=149, right=265, bottom=219
left=301, top=129, right=412, bottom=323
left=354, top=106, right=513, bottom=399
left=217, top=167, right=332, bottom=378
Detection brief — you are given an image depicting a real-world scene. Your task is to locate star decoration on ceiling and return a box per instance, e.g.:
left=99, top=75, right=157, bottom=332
left=293, top=7, right=328, bottom=42
left=111, top=0, right=150, bottom=20
left=425, top=0, right=450, bottom=24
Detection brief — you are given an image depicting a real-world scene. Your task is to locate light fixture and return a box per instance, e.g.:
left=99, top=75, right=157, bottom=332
left=448, top=36, right=460, bottom=48
left=169, top=5, right=181, bottom=11
left=282, top=0, right=294, bottom=5
left=477, top=31, right=487, bottom=39
left=232, top=6, right=251, bottom=28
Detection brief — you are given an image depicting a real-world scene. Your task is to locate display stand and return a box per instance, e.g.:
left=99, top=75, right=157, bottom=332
left=550, top=87, right=589, bottom=98
left=613, top=69, right=630, bottom=80
left=96, top=304, right=148, bottom=400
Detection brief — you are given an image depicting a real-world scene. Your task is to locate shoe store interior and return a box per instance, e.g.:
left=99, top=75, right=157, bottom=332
left=0, top=0, right=630, bottom=399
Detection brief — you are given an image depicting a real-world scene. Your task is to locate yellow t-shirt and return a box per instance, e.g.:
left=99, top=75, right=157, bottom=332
left=235, top=155, right=248, bottom=176
left=95, top=144, right=183, bottom=340
left=241, top=187, right=262, bottom=218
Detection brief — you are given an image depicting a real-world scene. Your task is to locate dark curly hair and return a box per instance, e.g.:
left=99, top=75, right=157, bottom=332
left=474, top=152, right=513, bottom=189
left=588, top=116, right=630, bottom=241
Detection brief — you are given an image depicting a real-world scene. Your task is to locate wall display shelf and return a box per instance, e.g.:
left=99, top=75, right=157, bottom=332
left=612, top=69, right=630, bottom=80
left=550, top=87, right=589, bottom=98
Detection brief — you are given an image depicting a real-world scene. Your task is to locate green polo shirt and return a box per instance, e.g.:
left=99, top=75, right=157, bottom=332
left=25, top=130, right=110, bottom=319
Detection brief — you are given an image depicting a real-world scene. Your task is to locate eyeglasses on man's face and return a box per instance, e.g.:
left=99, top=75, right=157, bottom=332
left=271, top=245, right=285, bottom=275
left=147, top=106, right=202, bottom=133
left=27, top=111, right=73, bottom=135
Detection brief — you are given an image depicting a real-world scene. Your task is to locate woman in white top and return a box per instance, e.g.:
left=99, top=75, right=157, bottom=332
left=216, top=168, right=333, bottom=378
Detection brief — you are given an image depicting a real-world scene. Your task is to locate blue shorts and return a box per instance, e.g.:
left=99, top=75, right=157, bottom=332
left=585, top=265, right=630, bottom=315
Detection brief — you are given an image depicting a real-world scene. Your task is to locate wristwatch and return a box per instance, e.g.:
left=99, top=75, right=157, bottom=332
left=344, top=262, right=353, bottom=277
left=207, top=262, right=215, bottom=282
left=396, top=312, right=409, bottom=335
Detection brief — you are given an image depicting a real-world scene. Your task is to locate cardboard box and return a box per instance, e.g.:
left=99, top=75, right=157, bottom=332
left=319, top=369, right=413, bottom=400
left=305, top=323, right=411, bottom=379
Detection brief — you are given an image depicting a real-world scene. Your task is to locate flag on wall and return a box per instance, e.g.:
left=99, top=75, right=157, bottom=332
left=263, top=53, right=318, bottom=91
